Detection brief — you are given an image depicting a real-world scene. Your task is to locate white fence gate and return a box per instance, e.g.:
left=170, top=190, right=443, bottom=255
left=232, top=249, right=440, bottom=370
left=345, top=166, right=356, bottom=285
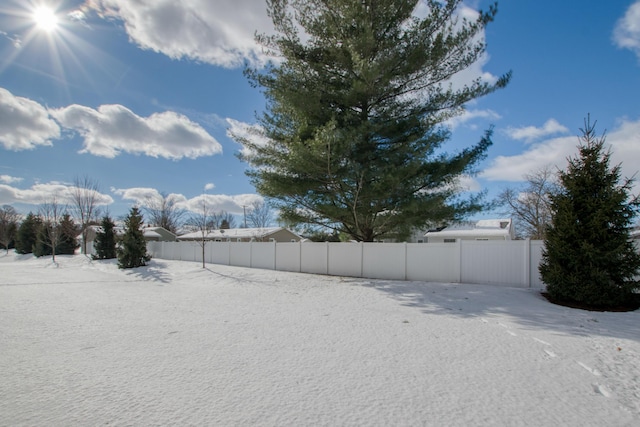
left=147, top=240, right=547, bottom=289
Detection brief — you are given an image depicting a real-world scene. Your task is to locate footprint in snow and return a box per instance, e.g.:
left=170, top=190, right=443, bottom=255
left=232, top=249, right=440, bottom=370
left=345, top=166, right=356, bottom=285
left=533, top=337, right=551, bottom=346
left=578, top=361, right=601, bottom=376
left=592, top=383, right=612, bottom=398
left=498, top=322, right=517, bottom=336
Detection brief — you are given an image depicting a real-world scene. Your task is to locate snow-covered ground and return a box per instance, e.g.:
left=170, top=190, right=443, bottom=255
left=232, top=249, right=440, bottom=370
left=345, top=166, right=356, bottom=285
left=1, top=254, right=638, bottom=426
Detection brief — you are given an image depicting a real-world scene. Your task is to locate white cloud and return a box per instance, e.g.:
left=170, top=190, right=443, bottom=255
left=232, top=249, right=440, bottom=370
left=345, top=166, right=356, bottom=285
left=183, top=193, right=263, bottom=215
left=456, top=175, right=482, bottom=192
left=504, top=119, right=569, bottom=143
left=0, top=175, right=23, bottom=184
left=86, top=0, right=274, bottom=68
left=113, top=186, right=263, bottom=215
left=226, top=118, right=270, bottom=159
left=0, top=182, right=113, bottom=206
left=0, top=88, right=61, bottom=150
left=204, top=183, right=215, bottom=191
left=51, top=104, right=222, bottom=160
left=483, top=117, right=640, bottom=183
left=112, top=187, right=187, bottom=206
left=613, top=1, right=640, bottom=61
left=445, top=109, right=501, bottom=130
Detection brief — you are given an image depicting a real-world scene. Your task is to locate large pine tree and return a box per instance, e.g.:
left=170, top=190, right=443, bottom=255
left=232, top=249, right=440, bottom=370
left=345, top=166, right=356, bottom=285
left=93, top=215, right=117, bottom=260
left=540, top=118, right=640, bottom=308
left=117, top=207, right=151, bottom=269
left=236, top=0, right=510, bottom=241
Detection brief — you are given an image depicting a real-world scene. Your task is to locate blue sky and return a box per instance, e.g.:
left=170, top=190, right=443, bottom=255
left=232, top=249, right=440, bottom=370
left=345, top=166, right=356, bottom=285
left=1, top=0, right=639, bottom=225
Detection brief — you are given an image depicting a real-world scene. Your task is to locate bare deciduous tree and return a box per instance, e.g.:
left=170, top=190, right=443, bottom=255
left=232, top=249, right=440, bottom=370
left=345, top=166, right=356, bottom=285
left=497, top=166, right=561, bottom=239
left=143, top=192, right=186, bottom=234
left=70, top=176, right=102, bottom=256
left=185, top=194, right=213, bottom=269
left=246, top=200, right=273, bottom=229
left=39, top=197, right=65, bottom=263
left=0, top=205, right=20, bottom=254
left=211, top=211, right=236, bottom=230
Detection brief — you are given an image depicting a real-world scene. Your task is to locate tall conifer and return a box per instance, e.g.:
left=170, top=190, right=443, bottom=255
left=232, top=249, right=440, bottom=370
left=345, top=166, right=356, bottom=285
left=540, top=118, right=640, bottom=308
left=237, top=0, right=510, bottom=241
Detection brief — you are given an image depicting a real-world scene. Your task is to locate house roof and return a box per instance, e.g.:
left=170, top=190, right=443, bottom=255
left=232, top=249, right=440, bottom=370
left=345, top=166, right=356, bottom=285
left=177, top=227, right=298, bottom=240
left=424, top=218, right=513, bottom=238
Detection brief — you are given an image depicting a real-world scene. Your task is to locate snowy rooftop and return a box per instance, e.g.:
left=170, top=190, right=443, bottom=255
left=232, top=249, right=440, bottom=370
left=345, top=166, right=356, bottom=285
left=178, top=227, right=290, bottom=240
left=425, top=218, right=512, bottom=238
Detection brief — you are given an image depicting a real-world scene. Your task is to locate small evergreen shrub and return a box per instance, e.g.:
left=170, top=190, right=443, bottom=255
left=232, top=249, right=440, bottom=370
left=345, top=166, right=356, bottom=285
left=117, top=207, right=151, bottom=269
left=93, top=215, right=117, bottom=260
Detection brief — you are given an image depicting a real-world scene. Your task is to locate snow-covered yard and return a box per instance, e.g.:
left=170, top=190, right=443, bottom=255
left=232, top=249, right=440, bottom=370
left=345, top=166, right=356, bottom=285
left=1, top=254, right=638, bottom=426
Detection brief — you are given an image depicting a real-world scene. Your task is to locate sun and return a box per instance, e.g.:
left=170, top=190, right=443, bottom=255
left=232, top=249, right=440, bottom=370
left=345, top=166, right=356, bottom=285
left=33, top=6, right=59, bottom=32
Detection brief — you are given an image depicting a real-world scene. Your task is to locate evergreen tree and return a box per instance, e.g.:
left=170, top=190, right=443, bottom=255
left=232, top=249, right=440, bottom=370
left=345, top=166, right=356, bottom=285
left=117, top=207, right=151, bottom=269
left=540, top=118, right=640, bottom=308
left=236, top=0, right=510, bottom=241
left=93, top=215, right=117, bottom=260
left=15, top=212, right=41, bottom=255
left=57, top=214, right=79, bottom=255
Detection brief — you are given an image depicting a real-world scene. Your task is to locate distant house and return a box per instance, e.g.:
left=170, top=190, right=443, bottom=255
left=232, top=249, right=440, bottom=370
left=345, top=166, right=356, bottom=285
left=78, top=225, right=178, bottom=254
left=424, top=219, right=514, bottom=243
left=177, top=227, right=301, bottom=243
left=142, top=226, right=178, bottom=242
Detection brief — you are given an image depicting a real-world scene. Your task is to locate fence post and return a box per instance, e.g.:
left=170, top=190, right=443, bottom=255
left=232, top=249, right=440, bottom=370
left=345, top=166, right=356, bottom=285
left=524, top=239, right=531, bottom=288
left=326, top=241, right=329, bottom=275
left=456, top=239, right=462, bottom=283
left=404, top=242, right=408, bottom=281
left=273, top=240, right=277, bottom=271
left=360, top=241, right=364, bottom=278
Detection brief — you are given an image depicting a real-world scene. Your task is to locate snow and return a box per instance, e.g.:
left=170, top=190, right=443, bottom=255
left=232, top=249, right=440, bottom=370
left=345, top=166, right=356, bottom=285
left=1, top=254, right=638, bottom=426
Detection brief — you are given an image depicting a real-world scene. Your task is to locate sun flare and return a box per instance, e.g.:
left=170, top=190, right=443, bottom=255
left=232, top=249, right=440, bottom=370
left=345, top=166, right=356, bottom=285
left=33, top=6, right=59, bottom=32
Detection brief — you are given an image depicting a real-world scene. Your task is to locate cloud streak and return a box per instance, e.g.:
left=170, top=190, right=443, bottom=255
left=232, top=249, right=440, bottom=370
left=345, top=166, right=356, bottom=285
left=112, top=186, right=263, bottom=215
left=0, top=182, right=113, bottom=206
left=51, top=104, right=223, bottom=160
left=504, top=119, right=569, bottom=143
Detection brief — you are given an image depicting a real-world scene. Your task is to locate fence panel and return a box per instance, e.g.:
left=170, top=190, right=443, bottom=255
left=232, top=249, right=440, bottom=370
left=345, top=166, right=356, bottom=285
left=251, top=242, right=276, bottom=270
left=275, top=242, right=301, bottom=272
left=529, top=241, right=545, bottom=289
left=327, top=243, right=362, bottom=277
left=229, top=242, right=251, bottom=267
left=300, top=242, right=328, bottom=275
left=208, top=242, right=230, bottom=265
left=362, top=243, right=406, bottom=280
left=406, top=243, right=460, bottom=283
left=461, top=240, right=529, bottom=287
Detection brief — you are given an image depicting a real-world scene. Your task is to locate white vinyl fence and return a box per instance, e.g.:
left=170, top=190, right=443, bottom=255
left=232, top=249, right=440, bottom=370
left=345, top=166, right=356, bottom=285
left=147, top=240, right=547, bottom=289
